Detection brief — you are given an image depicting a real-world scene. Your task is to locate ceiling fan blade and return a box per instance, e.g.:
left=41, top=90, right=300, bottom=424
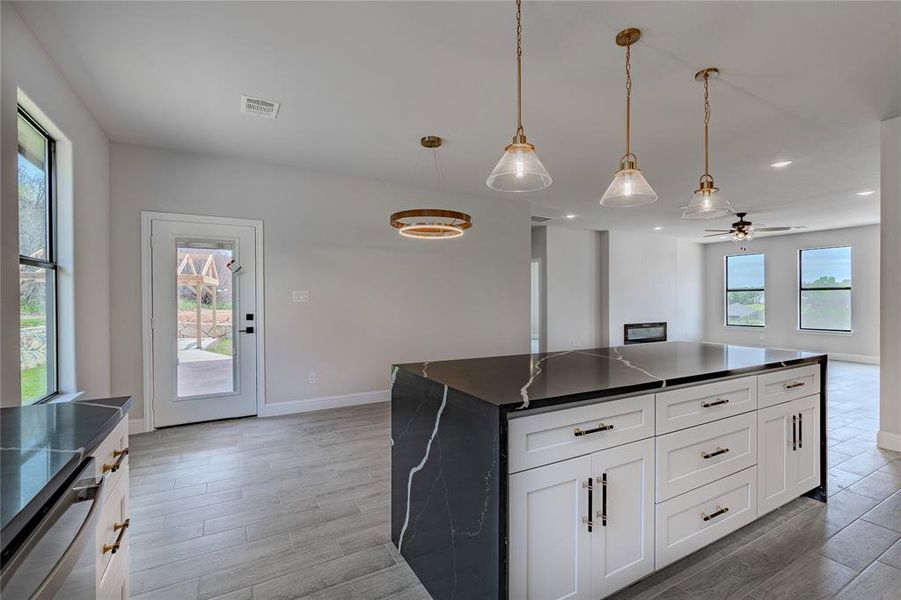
left=755, top=226, right=794, bottom=232
left=704, top=229, right=732, bottom=232
left=704, top=233, right=730, bottom=238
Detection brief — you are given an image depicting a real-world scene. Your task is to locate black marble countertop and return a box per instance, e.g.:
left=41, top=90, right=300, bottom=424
left=1, top=396, right=132, bottom=554
left=395, top=342, right=825, bottom=410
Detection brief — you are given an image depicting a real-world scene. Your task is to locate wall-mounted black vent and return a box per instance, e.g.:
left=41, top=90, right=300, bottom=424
left=624, top=322, right=667, bottom=345
left=530, top=216, right=552, bottom=223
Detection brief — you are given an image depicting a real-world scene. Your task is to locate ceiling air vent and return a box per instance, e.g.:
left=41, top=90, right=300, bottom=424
left=241, top=95, right=280, bottom=119
left=531, top=216, right=552, bottom=223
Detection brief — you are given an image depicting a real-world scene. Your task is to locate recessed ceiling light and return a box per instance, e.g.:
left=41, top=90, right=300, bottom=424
left=856, top=190, right=876, bottom=196
left=770, top=160, right=793, bottom=168
left=653, top=226, right=663, bottom=231
left=565, top=214, right=576, bottom=219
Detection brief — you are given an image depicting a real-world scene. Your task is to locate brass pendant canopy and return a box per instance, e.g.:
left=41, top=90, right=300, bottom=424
left=390, top=136, right=473, bottom=240
left=683, top=67, right=733, bottom=220
left=601, top=28, right=658, bottom=207
left=486, top=0, right=552, bottom=192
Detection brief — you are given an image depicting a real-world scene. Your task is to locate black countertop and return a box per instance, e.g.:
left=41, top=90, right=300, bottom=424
left=0, top=396, right=132, bottom=556
left=395, top=341, right=825, bottom=410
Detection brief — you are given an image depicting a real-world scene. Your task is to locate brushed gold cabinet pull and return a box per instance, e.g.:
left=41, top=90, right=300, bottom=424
left=102, top=447, right=129, bottom=473
left=573, top=423, right=614, bottom=437
left=701, top=506, right=729, bottom=522
left=582, top=478, right=593, bottom=532
left=102, top=518, right=130, bottom=554
left=784, top=381, right=805, bottom=390
left=792, top=415, right=797, bottom=450
left=701, top=398, right=730, bottom=408
left=701, top=447, right=730, bottom=459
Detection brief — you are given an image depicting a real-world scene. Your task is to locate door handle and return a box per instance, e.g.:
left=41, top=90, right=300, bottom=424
left=573, top=423, right=614, bottom=437
left=701, top=398, right=730, bottom=408
left=600, top=473, right=608, bottom=527
left=701, top=447, right=730, bottom=459
left=798, top=412, right=803, bottom=449
left=701, top=506, right=729, bottom=522
left=792, top=415, right=797, bottom=451
left=238, top=327, right=254, bottom=334
left=582, top=478, right=593, bottom=532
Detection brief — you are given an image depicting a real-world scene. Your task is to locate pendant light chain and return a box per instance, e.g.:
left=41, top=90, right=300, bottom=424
left=515, top=0, right=523, bottom=138
left=625, top=42, right=632, bottom=157
left=703, top=73, right=711, bottom=177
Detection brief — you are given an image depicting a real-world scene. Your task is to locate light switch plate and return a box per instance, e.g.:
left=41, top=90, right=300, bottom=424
left=292, top=290, right=310, bottom=303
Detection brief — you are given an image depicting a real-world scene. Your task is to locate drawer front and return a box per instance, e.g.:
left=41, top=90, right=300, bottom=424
left=656, top=376, right=757, bottom=434
left=92, top=418, right=130, bottom=492
left=758, top=365, right=820, bottom=409
left=656, top=412, right=757, bottom=502
left=655, top=466, right=757, bottom=569
left=99, top=543, right=129, bottom=600
left=96, top=465, right=130, bottom=590
left=508, top=395, right=655, bottom=473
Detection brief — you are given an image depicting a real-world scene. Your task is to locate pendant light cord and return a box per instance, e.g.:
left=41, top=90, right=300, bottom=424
left=704, top=73, right=711, bottom=177
left=515, top=0, right=524, bottom=138
left=625, top=42, right=632, bottom=157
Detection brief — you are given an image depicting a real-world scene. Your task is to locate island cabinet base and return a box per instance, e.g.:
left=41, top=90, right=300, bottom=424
left=390, top=344, right=827, bottom=600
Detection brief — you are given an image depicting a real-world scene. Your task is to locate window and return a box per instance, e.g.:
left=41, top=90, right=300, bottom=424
left=18, top=108, right=57, bottom=404
left=725, top=253, right=765, bottom=327
left=799, top=246, right=851, bottom=332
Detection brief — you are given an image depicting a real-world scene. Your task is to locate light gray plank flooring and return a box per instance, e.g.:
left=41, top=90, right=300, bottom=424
left=131, top=362, right=899, bottom=599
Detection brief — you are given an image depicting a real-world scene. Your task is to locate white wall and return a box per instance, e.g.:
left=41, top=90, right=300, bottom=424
left=109, top=143, right=531, bottom=419
left=704, top=225, right=880, bottom=362
left=607, top=231, right=705, bottom=346
left=1, top=4, right=111, bottom=405
left=879, top=117, right=901, bottom=450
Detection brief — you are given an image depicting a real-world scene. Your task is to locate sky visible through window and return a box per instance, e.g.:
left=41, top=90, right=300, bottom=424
left=727, top=254, right=764, bottom=289
left=801, top=247, right=851, bottom=286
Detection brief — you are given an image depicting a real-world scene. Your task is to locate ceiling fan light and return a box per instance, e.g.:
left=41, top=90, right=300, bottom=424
left=486, top=142, right=552, bottom=192
left=681, top=187, right=733, bottom=220
left=601, top=167, right=658, bottom=207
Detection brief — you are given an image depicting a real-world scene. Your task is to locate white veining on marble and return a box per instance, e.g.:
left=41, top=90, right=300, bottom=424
left=518, top=351, right=574, bottom=409
left=398, top=383, right=448, bottom=550
left=422, top=362, right=430, bottom=378
left=577, top=348, right=667, bottom=386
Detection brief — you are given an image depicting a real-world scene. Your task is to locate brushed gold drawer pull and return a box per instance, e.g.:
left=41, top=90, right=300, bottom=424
left=783, top=381, right=805, bottom=390
left=701, top=447, right=730, bottom=459
left=573, top=423, right=614, bottom=437
left=102, top=518, right=130, bottom=554
left=102, top=447, right=129, bottom=474
left=701, top=398, right=729, bottom=408
left=701, top=506, right=729, bottom=522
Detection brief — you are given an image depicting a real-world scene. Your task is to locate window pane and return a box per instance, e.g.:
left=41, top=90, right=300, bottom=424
left=801, top=247, right=851, bottom=288
left=18, top=115, right=49, bottom=259
left=176, top=244, right=236, bottom=398
left=727, top=254, right=764, bottom=290
left=20, top=264, right=55, bottom=405
left=727, top=291, right=766, bottom=327
left=801, top=290, right=851, bottom=331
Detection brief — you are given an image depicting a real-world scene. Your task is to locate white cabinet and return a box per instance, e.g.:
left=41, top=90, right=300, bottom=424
left=509, top=440, right=654, bottom=600
left=757, top=394, right=820, bottom=515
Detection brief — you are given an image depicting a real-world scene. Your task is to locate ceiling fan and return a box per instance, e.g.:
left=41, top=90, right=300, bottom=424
left=704, top=212, right=804, bottom=242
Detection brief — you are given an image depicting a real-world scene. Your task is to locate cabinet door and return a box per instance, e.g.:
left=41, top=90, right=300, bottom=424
left=757, top=403, right=793, bottom=515
left=509, top=455, right=591, bottom=600
left=590, top=439, right=655, bottom=600
left=791, top=395, right=820, bottom=496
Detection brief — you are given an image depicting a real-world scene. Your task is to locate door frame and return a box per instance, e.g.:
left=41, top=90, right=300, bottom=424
left=141, top=211, right=266, bottom=432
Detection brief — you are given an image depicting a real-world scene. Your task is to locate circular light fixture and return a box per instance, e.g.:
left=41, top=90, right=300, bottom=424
left=770, top=160, right=793, bottom=168
left=653, top=226, right=663, bottom=231
left=565, top=214, right=576, bottom=219
left=390, top=209, right=472, bottom=240
left=857, top=190, right=876, bottom=196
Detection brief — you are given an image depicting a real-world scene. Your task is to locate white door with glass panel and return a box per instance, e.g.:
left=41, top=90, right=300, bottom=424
left=150, top=219, right=258, bottom=427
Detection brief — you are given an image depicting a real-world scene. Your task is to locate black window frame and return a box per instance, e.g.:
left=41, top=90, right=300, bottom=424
left=799, top=246, right=852, bottom=333
left=18, top=106, right=59, bottom=404
left=724, top=253, right=766, bottom=328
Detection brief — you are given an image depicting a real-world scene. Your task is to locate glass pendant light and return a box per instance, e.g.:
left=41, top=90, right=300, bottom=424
left=486, top=0, right=552, bottom=192
left=601, top=28, right=657, bottom=207
left=682, top=67, right=733, bottom=220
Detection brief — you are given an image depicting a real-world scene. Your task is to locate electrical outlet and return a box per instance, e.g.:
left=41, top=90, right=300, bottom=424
left=292, top=290, right=310, bottom=303
left=308, top=371, right=317, bottom=384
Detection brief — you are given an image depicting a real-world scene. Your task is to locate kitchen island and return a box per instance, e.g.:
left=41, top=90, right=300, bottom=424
left=390, top=342, right=827, bottom=600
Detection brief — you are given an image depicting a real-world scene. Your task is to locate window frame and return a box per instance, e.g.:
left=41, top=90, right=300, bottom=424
left=798, top=245, right=852, bottom=333
left=18, top=106, right=59, bottom=404
left=724, top=253, right=766, bottom=328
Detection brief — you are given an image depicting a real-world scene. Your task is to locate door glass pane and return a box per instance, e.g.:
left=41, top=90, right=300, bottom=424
left=801, top=290, right=851, bottom=331
left=18, top=114, right=49, bottom=259
left=175, top=243, right=236, bottom=398
left=20, top=264, right=55, bottom=404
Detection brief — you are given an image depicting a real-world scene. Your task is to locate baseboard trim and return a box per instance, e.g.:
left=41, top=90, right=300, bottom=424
left=129, top=417, right=147, bottom=435
left=877, top=430, right=901, bottom=452
left=259, top=390, right=388, bottom=418
left=827, top=353, right=880, bottom=365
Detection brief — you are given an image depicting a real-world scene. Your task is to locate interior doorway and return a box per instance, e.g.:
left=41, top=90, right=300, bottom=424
left=531, top=259, right=541, bottom=353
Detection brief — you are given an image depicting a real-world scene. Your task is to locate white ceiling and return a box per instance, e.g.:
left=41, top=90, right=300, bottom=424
left=15, top=1, right=900, bottom=240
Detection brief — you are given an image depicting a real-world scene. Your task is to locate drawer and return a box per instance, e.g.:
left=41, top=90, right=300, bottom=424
left=655, top=466, right=757, bottom=569
left=96, top=465, right=130, bottom=591
left=92, top=417, right=129, bottom=492
left=656, top=376, right=757, bottom=434
left=508, top=395, right=654, bottom=473
left=655, top=412, right=757, bottom=502
left=99, top=543, right=129, bottom=600
left=758, top=365, right=820, bottom=409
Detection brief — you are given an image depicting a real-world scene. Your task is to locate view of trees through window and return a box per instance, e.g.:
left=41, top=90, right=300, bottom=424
left=18, top=109, right=57, bottom=404
left=725, top=253, right=765, bottom=327
left=800, top=246, right=852, bottom=331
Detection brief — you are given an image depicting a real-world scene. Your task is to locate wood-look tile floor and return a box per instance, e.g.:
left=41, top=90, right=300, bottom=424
left=130, top=361, right=901, bottom=600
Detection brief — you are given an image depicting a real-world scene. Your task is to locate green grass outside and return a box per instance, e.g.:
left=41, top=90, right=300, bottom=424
left=21, top=316, right=46, bottom=328
left=206, top=337, right=233, bottom=356
left=21, top=363, right=48, bottom=404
